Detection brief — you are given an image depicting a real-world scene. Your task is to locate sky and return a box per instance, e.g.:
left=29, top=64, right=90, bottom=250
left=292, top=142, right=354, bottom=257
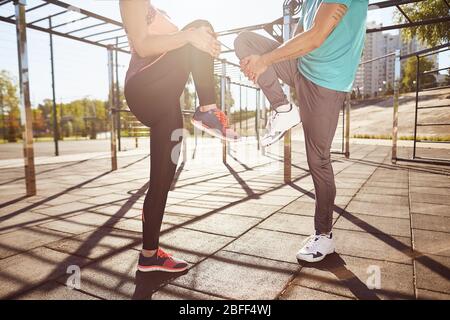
left=0, top=0, right=448, bottom=107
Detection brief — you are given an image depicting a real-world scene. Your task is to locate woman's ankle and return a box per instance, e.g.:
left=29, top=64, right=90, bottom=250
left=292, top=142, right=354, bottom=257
left=199, top=104, right=217, bottom=112
left=141, top=248, right=157, bottom=257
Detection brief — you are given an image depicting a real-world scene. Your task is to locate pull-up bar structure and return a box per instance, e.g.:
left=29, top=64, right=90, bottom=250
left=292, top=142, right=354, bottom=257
left=1, top=0, right=449, bottom=195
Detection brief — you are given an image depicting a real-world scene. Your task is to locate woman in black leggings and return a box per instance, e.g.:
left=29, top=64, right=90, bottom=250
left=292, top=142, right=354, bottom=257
left=120, top=0, right=239, bottom=273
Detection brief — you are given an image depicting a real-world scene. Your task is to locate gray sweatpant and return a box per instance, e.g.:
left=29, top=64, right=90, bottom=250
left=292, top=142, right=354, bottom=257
left=234, top=31, right=347, bottom=233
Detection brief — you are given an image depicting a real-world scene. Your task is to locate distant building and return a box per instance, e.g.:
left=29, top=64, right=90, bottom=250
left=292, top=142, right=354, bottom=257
left=353, top=21, right=439, bottom=98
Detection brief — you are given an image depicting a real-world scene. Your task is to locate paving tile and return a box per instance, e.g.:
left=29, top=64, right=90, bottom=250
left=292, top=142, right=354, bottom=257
left=414, top=254, right=450, bottom=293
left=352, top=193, right=408, bottom=206
left=0, top=211, right=54, bottom=235
left=0, top=247, right=89, bottom=299
left=411, top=213, right=450, bottom=233
left=172, top=250, right=298, bottom=300
left=80, top=193, right=129, bottom=205
left=334, top=213, right=411, bottom=237
left=46, top=228, right=139, bottom=260
left=280, top=284, right=353, bottom=300
left=416, top=289, right=450, bottom=300
left=410, top=202, right=450, bottom=217
left=413, top=229, right=450, bottom=257
left=16, top=281, right=98, bottom=300
left=292, top=254, right=414, bottom=300
left=334, top=230, right=412, bottom=264
left=411, top=193, right=450, bottom=206
left=91, top=205, right=142, bottom=219
left=152, top=285, right=222, bottom=300
left=280, top=200, right=316, bottom=216
left=158, top=228, right=232, bottom=264
left=345, top=200, right=409, bottom=219
left=258, top=213, right=316, bottom=236
left=219, top=202, right=281, bottom=219
left=57, top=250, right=137, bottom=300
left=182, top=213, right=261, bottom=237
left=0, top=227, right=70, bottom=259
left=33, top=202, right=95, bottom=217
left=225, top=228, right=304, bottom=264
left=359, top=186, right=409, bottom=197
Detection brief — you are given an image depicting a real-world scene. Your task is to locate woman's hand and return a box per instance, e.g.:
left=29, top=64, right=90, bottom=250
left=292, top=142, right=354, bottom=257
left=186, top=26, right=221, bottom=58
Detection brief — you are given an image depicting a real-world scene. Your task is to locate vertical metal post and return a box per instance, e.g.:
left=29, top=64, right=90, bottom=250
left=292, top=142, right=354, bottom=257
left=115, top=38, right=122, bottom=152
left=0, top=90, right=5, bottom=142
left=239, top=83, right=242, bottom=134
left=107, top=46, right=117, bottom=170
left=49, top=17, right=59, bottom=156
left=15, top=0, right=36, bottom=196
left=391, top=49, right=401, bottom=164
left=255, top=88, right=261, bottom=150
left=413, top=55, right=420, bottom=159
left=283, top=1, right=293, bottom=183
left=221, top=61, right=226, bottom=164
left=344, top=93, right=351, bottom=158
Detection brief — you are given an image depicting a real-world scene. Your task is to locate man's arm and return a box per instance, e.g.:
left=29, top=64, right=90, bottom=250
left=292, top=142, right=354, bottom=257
left=263, top=3, right=347, bottom=64
left=241, top=3, right=348, bottom=81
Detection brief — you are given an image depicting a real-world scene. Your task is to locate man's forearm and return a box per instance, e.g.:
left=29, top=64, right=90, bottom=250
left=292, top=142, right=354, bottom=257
left=261, top=28, right=322, bottom=66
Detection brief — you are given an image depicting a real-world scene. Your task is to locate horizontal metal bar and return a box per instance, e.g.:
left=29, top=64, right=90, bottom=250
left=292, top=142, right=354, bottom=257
left=28, top=9, right=67, bottom=25
left=368, top=0, right=424, bottom=10
left=367, top=16, right=450, bottom=34
left=51, top=15, right=90, bottom=29
left=7, top=2, right=49, bottom=19
left=395, top=157, right=450, bottom=166
left=0, top=15, right=130, bottom=54
left=83, top=27, right=123, bottom=39
left=422, top=66, right=450, bottom=75
left=401, top=42, right=449, bottom=59
left=360, top=52, right=395, bottom=65
left=0, top=0, right=12, bottom=7
left=66, top=21, right=107, bottom=35
left=415, top=140, right=450, bottom=143
left=420, top=85, right=450, bottom=92
left=417, top=123, right=450, bottom=126
left=417, top=104, right=450, bottom=110
left=42, top=0, right=123, bottom=27
left=97, top=34, right=128, bottom=43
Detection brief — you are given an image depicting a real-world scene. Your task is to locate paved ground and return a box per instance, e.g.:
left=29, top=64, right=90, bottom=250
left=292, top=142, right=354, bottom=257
left=0, top=138, right=449, bottom=300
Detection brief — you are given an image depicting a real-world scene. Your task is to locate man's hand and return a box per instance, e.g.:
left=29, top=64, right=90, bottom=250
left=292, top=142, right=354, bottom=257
left=240, top=54, right=268, bottom=83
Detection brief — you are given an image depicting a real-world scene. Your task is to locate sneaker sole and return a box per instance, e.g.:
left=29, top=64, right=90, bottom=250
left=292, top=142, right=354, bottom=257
left=296, top=250, right=335, bottom=263
left=261, top=121, right=301, bottom=148
left=191, top=119, right=240, bottom=143
left=137, top=264, right=189, bottom=273
left=261, top=131, right=286, bottom=148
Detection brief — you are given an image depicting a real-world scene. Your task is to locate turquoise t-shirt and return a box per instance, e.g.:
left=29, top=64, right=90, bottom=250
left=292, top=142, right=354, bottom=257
left=298, top=0, right=368, bottom=92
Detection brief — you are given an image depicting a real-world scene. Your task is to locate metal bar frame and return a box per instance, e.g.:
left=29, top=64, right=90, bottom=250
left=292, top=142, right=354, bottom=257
left=14, top=0, right=36, bottom=196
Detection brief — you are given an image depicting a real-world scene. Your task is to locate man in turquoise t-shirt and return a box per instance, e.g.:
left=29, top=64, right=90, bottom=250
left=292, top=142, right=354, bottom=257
left=234, top=0, right=368, bottom=263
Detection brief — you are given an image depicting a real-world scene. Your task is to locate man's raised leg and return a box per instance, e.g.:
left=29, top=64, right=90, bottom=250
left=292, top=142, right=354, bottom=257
left=234, top=31, right=301, bottom=146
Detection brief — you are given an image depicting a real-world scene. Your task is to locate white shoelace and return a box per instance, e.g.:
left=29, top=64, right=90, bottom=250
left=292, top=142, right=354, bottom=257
left=265, top=110, right=280, bottom=134
left=302, top=234, right=321, bottom=251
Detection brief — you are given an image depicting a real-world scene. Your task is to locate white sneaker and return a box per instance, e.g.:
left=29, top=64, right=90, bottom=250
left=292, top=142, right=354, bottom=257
left=296, top=232, right=335, bottom=263
left=261, top=104, right=301, bottom=147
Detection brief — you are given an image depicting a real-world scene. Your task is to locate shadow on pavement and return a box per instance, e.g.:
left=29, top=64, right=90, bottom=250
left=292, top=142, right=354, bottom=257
left=132, top=270, right=188, bottom=300
left=298, top=253, right=381, bottom=300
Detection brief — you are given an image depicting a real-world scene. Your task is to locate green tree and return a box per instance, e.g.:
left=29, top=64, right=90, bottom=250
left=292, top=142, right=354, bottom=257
left=0, top=71, right=20, bottom=142
left=395, top=0, right=450, bottom=47
left=401, top=56, right=437, bottom=92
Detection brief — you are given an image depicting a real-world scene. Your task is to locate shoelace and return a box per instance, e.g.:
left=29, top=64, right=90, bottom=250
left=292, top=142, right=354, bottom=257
left=266, top=110, right=280, bottom=133
left=156, top=248, right=172, bottom=259
left=213, top=109, right=229, bottom=129
left=302, top=234, right=321, bottom=251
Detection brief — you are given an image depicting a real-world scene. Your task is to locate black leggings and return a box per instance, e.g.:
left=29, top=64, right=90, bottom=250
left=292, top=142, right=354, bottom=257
left=124, top=20, right=216, bottom=250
